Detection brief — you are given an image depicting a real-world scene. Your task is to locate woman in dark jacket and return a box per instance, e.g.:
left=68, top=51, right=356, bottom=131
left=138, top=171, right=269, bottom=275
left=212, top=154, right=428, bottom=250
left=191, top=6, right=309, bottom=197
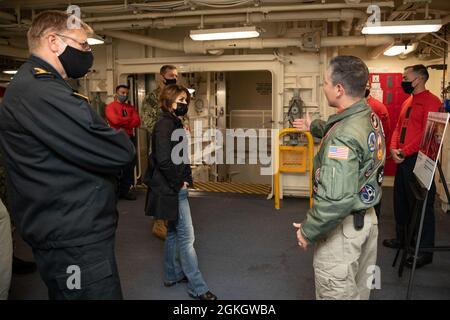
left=144, top=84, right=216, bottom=300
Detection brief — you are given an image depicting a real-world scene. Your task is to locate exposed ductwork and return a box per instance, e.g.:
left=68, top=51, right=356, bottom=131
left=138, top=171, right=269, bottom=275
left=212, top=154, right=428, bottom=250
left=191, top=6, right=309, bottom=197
left=101, top=30, right=395, bottom=55
left=0, top=11, right=16, bottom=23
left=367, top=42, right=396, bottom=59
left=0, top=45, right=29, bottom=59
left=442, top=14, right=450, bottom=26
left=102, top=30, right=184, bottom=52
left=91, top=9, right=369, bottom=33
left=321, top=35, right=395, bottom=47
left=84, top=2, right=394, bottom=23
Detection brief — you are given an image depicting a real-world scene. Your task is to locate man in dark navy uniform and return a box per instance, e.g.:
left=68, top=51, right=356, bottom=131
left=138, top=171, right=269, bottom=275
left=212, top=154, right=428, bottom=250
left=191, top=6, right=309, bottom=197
left=0, top=11, right=135, bottom=299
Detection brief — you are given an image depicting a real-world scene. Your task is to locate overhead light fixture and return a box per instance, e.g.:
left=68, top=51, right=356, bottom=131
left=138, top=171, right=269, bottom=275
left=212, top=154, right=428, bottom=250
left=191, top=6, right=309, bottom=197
left=362, top=19, right=442, bottom=35
left=87, top=34, right=105, bottom=45
left=3, top=70, right=17, bottom=75
left=190, top=26, right=260, bottom=41
left=384, top=42, right=418, bottom=56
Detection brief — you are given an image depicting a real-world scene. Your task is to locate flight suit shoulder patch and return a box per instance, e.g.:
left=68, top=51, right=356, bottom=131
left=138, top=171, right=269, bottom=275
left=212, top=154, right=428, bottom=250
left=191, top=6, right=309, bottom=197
left=32, top=67, right=54, bottom=79
left=71, top=92, right=90, bottom=103
left=327, top=145, right=349, bottom=160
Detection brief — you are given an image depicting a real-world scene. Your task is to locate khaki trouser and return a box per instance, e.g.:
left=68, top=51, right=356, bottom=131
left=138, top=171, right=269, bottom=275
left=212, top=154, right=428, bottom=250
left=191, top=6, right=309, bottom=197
left=0, top=200, right=12, bottom=300
left=313, top=207, right=378, bottom=300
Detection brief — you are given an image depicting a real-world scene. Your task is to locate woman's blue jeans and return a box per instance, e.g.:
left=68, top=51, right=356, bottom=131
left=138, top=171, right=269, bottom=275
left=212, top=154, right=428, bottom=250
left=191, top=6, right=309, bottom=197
left=164, top=188, right=209, bottom=296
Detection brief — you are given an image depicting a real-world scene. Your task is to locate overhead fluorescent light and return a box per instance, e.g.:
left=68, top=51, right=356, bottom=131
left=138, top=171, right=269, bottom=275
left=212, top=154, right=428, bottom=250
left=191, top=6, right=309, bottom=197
left=3, top=70, right=17, bottom=75
left=190, top=26, right=260, bottom=41
left=362, top=19, right=442, bottom=34
left=384, top=42, right=418, bottom=56
left=87, top=34, right=105, bottom=45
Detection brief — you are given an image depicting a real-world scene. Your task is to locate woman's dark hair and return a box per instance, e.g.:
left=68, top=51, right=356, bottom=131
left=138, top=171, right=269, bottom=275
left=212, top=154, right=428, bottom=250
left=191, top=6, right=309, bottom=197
left=159, top=84, right=190, bottom=112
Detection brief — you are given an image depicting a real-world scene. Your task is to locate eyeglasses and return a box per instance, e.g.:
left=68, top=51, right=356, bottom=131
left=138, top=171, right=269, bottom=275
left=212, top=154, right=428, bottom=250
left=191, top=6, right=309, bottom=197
left=56, top=33, right=91, bottom=51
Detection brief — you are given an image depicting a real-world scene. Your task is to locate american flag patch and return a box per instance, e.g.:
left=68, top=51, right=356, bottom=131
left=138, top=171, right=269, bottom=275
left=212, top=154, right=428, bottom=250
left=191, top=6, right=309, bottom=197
left=328, top=146, right=349, bottom=160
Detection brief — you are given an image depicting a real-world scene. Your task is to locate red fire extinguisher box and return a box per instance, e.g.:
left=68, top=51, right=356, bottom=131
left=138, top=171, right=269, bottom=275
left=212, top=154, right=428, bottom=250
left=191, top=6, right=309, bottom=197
left=369, top=72, right=411, bottom=177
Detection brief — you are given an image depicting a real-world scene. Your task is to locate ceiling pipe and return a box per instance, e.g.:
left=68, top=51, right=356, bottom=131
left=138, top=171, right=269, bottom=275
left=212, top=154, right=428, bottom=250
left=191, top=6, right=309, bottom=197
left=92, top=9, right=367, bottom=31
left=368, top=42, right=395, bottom=59
left=101, top=30, right=395, bottom=55
left=0, top=45, right=29, bottom=59
left=442, top=15, right=450, bottom=26
left=84, top=2, right=394, bottom=23
left=101, top=30, right=184, bottom=52
left=341, top=20, right=353, bottom=36
left=0, top=76, right=13, bottom=82
left=320, top=35, right=395, bottom=47
left=0, top=11, right=16, bottom=22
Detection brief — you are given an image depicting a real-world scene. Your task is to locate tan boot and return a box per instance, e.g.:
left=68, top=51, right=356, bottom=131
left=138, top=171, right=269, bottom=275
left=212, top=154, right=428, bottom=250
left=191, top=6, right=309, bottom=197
left=152, top=219, right=167, bottom=240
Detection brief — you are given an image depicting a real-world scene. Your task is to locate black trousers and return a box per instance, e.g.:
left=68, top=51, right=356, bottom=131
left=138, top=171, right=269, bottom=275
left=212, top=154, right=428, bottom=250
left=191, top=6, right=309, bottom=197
left=393, top=153, right=435, bottom=255
left=32, top=236, right=123, bottom=300
left=119, top=135, right=136, bottom=196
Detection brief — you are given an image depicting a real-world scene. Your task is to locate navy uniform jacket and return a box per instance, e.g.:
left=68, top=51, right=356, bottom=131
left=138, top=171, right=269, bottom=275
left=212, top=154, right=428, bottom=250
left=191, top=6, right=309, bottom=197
left=0, top=55, right=135, bottom=249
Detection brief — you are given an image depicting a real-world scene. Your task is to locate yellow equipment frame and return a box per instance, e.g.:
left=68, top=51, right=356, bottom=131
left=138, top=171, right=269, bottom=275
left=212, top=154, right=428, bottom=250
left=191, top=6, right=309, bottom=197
left=274, top=128, right=314, bottom=209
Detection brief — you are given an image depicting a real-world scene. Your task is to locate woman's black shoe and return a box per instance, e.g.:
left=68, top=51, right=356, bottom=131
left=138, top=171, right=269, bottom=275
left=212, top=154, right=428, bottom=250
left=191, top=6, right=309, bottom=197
left=189, top=291, right=217, bottom=300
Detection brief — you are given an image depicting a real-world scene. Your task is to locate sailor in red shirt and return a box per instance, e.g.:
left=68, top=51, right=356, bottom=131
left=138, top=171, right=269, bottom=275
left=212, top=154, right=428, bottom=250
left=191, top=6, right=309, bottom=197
left=365, top=83, right=390, bottom=218
left=383, top=65, right=442, bottom=269
left=105, top=85, right=141, bottom=200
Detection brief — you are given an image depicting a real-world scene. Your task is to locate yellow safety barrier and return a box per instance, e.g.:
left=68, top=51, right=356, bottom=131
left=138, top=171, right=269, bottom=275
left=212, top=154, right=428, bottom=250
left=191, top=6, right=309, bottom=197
left=274, top=128, right=314, bottom=209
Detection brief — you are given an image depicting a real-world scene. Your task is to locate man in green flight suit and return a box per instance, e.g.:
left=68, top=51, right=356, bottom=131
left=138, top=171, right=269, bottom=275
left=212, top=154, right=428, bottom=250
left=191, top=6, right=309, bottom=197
left=293, top=56, right=385, bottom=300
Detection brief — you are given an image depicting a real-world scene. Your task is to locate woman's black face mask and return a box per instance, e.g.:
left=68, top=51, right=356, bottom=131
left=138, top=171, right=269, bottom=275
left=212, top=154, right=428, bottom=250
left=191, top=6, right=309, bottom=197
left=174, top=102, right=188, bottom=116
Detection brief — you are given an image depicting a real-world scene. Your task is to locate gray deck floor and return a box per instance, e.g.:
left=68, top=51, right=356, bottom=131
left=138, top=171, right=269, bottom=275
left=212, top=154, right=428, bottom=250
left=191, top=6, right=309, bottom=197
left=8, top=187, right=450, bottom=300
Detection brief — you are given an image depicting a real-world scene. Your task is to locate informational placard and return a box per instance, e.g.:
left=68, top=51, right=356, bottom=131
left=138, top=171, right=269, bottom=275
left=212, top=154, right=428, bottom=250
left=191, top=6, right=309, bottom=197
left=413, top=112, right=450, bottom=190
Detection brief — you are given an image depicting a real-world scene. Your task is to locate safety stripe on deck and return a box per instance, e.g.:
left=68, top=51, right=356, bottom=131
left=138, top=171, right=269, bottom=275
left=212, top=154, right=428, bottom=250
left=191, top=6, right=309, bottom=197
left=192, top=182, right=271, bottom=195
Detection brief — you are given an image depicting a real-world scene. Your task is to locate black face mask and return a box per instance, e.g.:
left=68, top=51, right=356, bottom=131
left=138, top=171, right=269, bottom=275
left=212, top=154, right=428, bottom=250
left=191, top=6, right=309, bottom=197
left=174, top=102, right=188, bottom=117
left=401, top=81, right=414, bottom=94
left=164, top=78, right=177, bottom=85
left=365, top=89, right=370, bottom=98
left=58, top=44, right=93, bottom=79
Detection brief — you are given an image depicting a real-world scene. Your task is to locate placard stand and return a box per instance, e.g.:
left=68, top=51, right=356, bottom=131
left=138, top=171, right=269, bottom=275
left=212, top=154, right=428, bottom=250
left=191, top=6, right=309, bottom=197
left=392, top=160, right=450, bottom=299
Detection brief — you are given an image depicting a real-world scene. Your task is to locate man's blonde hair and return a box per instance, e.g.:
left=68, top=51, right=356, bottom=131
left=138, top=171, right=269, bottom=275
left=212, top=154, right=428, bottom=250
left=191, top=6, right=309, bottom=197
left=27, top=10, right=93, bottom=53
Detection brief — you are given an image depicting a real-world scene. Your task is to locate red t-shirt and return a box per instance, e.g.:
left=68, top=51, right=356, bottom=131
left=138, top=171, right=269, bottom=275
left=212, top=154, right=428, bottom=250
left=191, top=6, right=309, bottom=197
left=367, top=95, right=391, bottom=140
left=105, top=101, right=141, bottom=136
left=390, top=91, right=441, bottom=157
